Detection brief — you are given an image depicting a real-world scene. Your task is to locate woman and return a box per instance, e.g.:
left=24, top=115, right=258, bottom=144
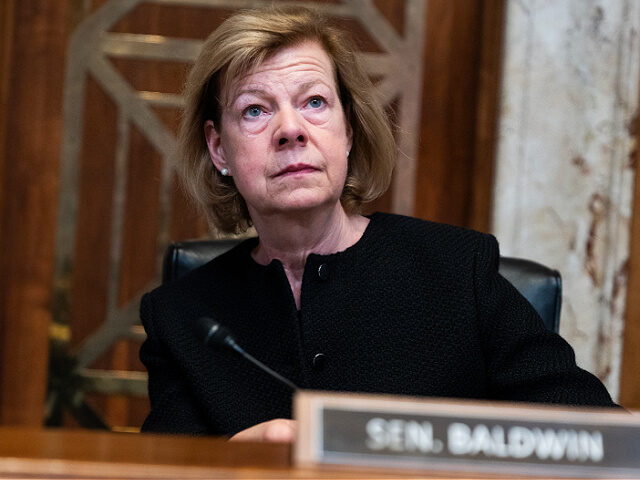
left=139, top=6, right=615, bottom=442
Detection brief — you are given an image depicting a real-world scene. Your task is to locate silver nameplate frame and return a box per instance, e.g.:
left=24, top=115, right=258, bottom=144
left=294, top=391, right=640, bottom=478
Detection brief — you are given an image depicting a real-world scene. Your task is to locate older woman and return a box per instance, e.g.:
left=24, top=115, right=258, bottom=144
left=139, top=6, right=615, bottom=441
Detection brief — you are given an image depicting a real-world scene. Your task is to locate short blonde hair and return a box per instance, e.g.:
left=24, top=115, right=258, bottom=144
left=178, top=6, right=396, bottom=233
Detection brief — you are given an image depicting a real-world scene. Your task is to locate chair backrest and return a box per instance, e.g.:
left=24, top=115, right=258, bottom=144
left=162, top=241, right=562, bottom=333
left=162, top=239, right=241, bottom=284
left=498, top=257, right=562, bottom=333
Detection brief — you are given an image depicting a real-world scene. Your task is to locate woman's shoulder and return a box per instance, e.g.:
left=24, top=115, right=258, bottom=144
left=368, top=212, right=498, bottom=257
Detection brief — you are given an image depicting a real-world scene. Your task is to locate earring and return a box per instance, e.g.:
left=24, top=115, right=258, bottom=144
left=221, top=168, right=229, bottom=176
left=346, top=150, right=350, bottom=157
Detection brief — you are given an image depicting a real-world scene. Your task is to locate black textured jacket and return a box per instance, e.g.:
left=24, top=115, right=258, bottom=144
left=139, top=213, right=615, bottom=436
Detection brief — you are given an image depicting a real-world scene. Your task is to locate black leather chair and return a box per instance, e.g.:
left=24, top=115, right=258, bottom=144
left=163, top=241, right=562, bottom=333
left=499, top=257, right=561, bottom=333
left=162, top=239, right=242, bottom=284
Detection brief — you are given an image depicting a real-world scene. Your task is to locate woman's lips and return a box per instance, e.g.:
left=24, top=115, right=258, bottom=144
left=275, top=163, right=318, bottom=177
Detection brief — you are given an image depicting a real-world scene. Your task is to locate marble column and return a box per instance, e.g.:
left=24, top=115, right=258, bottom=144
left=492, top=0, right=640, bottom=399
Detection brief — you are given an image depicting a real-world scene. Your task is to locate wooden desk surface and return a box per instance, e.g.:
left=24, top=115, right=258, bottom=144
left=0, top=427, right=628, bottom=479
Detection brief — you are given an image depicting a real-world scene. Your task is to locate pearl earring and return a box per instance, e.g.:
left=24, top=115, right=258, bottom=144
left=346, top=150, right=350, bottom=157
left=221, top=168, right=229, bottom=176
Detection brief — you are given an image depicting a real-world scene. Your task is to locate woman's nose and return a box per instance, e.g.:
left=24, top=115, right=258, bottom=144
left=274, top=107, right=307, bottom=148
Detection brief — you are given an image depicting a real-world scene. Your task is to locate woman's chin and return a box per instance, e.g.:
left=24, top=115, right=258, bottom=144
left=259, top=192, right=341, bottom=217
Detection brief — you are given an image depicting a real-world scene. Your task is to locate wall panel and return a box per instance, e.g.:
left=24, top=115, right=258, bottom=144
left=414, top=0, right=504, bottom=232
left=492, top=0, right=640, bottom=401
left=0, top=0, right=70, bottom=425
left=0, top=0, right=15, bottom=244
left=619, top=128, right=640, bottom=409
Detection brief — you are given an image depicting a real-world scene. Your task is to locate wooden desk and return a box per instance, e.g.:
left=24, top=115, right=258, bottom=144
left=0, top=427, right=625, bottom=479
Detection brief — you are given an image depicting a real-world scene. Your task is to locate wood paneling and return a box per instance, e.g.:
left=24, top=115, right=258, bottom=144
left=0, top=1, right=15, bottom=417
left=414, top=0, right=504, bottom=233
left=0, top=0, right=15, bottom=245
left=619, top=129, right=640, bottom=409
left=0, top=0, right=69, bottom=425
left=70, top=75, right=118, bottom=349
left=470, top=0, right=506, bottom=233
left=118, top=124, right=163, bottom=308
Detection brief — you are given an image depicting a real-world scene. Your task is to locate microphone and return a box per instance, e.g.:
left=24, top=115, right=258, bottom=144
left=195, top=316, right=299, bottom=391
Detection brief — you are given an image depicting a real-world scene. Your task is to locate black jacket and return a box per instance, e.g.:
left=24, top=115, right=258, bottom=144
left=140, top=213, right=615, bottom=436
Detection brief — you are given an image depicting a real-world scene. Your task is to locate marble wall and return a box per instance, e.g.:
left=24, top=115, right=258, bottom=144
left=492, top=0, right=640, bottom=399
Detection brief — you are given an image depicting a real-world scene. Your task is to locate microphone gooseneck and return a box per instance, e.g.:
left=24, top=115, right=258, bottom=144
left=195, top=316, right=299, bottom=391
left=195, top=316, right=241, bottom=352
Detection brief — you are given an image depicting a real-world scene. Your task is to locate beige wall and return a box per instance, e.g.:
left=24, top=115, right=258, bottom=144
left=493, top=0, right=640, bottom=404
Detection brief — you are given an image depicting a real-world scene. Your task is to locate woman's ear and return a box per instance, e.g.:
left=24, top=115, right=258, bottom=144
left=342, top=107, right=353, bottom=154
left=204, top=120, right=228, bottom=173
left=346, top=120, right=353, bottom=154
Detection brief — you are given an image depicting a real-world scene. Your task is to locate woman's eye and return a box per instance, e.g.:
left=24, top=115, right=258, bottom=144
left=308, top=97, right=324, bottom=108
left=244, top=106, right=263, bottom=118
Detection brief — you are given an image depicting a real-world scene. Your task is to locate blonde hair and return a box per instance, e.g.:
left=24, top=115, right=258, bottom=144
left=178, top=6, right=396, bottom=233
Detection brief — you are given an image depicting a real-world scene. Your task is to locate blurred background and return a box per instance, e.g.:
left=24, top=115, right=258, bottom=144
left=0, top=0, right=638, bottom=432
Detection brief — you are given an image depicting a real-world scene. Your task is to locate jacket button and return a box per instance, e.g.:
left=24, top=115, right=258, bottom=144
left=312, top=353, right=326, bottom=370
left=317, top=263, right=329, bottom=280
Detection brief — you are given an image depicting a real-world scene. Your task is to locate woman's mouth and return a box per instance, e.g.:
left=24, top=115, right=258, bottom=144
left=275, top=163, right=318, bottom=177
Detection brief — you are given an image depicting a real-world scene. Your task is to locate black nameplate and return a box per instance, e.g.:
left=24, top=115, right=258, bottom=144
left=294, top=391, right=640, bottom=478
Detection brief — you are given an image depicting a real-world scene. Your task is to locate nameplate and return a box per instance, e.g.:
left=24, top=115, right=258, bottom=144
left=293, top=391, right=640, bottom=478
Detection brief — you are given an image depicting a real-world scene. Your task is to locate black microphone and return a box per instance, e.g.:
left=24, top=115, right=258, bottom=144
left=195, top=316, right=298, bottom=391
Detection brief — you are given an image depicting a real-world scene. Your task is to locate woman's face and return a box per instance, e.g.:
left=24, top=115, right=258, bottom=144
left=205, top=41, right=353, bottom=221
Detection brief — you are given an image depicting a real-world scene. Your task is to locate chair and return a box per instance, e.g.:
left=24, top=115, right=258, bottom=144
left=499, top=257, right=561, bottom=333
left=162, top=239, right=242, bottom=284
left=163, top=241, right=562, bottom=333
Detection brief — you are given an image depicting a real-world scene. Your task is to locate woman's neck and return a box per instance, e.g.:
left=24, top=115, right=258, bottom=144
left=250, top=205, right=369, bottom=309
